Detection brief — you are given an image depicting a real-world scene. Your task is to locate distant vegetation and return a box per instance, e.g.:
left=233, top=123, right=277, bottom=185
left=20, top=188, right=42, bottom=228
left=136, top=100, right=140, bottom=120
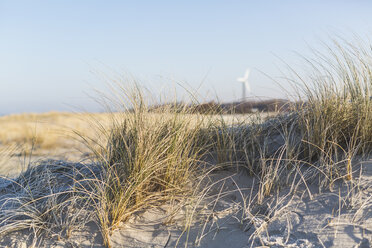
left=149, top=99, right=293, bottom=115
left=192, top=99, right=292, bottom=114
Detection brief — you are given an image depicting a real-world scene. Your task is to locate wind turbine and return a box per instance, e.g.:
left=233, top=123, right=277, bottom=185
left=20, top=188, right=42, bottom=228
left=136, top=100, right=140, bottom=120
left=237, top=68, right=251, bottom=101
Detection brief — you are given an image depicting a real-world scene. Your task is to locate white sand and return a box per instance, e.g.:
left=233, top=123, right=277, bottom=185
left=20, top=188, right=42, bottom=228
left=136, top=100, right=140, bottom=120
left=0, top=160, right=370, bottom=247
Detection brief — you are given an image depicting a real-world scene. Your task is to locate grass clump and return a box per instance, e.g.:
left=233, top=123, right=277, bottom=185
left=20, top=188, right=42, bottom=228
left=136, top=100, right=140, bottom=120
left=293, top=37, right=372, bottom=183
left=213, top=37, right=372, bottom=200
left=88, top=85, right=214, bottom=247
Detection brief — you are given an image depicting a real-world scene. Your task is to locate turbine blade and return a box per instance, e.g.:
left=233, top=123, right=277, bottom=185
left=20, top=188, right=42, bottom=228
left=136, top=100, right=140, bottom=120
left=244, top=69, right=250, bottom=79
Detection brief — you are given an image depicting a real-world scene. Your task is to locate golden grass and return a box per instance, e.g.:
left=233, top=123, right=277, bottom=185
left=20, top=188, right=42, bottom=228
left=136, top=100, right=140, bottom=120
left=77, top=84, right=271, bottom=247
left=0, top=112, right=115, bottom=154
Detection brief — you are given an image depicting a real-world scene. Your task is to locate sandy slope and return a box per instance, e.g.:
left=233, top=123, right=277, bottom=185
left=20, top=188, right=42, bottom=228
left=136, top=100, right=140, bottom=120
left=106, top=161, right=372, bottom=248
left=0, top=160, right=370, bottom=248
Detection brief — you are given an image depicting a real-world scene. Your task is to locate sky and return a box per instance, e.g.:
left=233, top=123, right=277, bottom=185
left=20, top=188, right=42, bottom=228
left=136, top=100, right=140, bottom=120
left=1, top=0, right=372, bottom=114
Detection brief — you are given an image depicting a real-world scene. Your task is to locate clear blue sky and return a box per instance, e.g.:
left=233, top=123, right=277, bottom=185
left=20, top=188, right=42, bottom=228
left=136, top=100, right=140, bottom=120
left=1, top=0, right=372, bottom=114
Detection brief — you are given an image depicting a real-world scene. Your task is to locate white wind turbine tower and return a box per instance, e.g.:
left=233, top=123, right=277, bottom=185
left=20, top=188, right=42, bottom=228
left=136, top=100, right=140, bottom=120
left=237, top=68, right=251, bottom=101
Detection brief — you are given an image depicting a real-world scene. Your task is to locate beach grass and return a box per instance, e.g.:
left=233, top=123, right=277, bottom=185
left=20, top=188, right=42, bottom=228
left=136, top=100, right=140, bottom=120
left=0, top=36, right=371, bottom=247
